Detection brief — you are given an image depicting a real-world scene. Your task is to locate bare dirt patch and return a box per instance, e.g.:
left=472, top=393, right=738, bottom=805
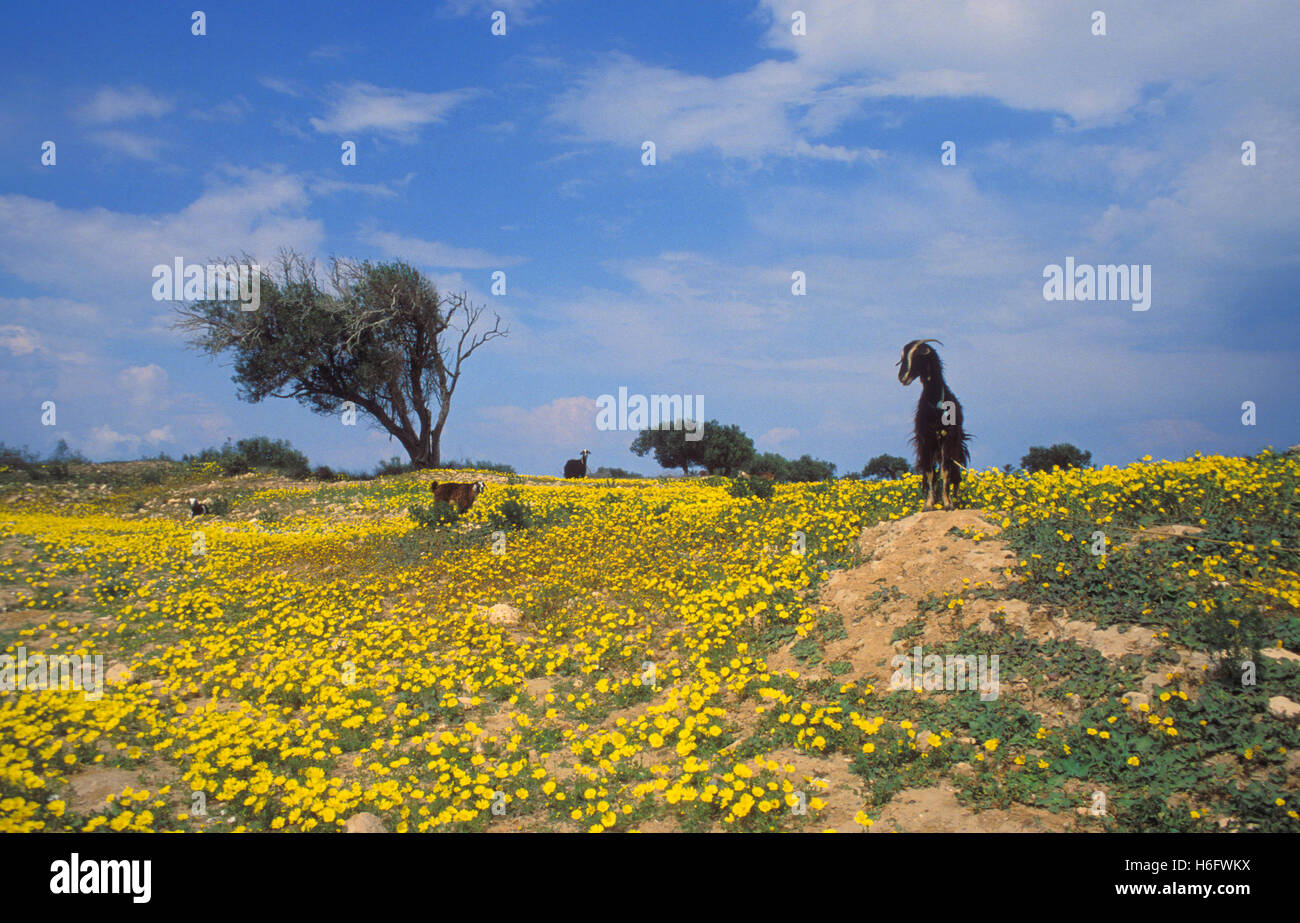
left=867, top=779, right=1075, bottom=833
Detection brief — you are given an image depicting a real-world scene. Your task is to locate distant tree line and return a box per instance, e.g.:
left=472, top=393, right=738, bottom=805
left=630, top=420, right=836, bottom=481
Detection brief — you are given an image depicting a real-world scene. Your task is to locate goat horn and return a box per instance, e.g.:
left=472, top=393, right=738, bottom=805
left=920, top=339, right=944, bottom=346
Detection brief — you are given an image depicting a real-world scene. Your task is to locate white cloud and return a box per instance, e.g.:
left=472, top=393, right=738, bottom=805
left=0, top=168, right=323, bottom=305
left=362, top=228, right=524, bottom=270
left=552, top=2, right=1300, bottom=165
left=758, top=427, right=798, bottom=448
left=75, top=86, right=174, bottom=123
left=758, top=0, right=1300, bottom=127
left=116, top=364, right=170, bottom=407
left=87, top=129, right=164, bottom=161
left=0, top=325, right=40, bottom=356
left=84, top=424, right=174, bottom=458
left=552, top=55, right=842, bottom=162
left=309, top=82, right=479, bottom=138
left=477, top=396, right=600, bottom=446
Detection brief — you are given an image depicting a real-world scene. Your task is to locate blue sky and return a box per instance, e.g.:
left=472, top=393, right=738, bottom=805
left=2, top=0, right=1297, bottom=476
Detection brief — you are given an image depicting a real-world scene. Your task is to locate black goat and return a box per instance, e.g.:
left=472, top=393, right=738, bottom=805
left=189, top=498, right=209, bottom=517
left=897, top=339, right=971, bottom=511
left=563, top=450, right=590, bottom=479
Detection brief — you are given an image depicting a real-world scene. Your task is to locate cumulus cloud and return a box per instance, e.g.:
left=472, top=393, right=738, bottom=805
left=478, top=396, right=600, bottom=446
left=0, top=167, right=323, bottom=305
left=551, top=1, right=1300, bottom=165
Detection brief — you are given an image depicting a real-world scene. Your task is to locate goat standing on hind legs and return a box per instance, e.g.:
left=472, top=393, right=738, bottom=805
left=897, top=339, right=971, bottom=511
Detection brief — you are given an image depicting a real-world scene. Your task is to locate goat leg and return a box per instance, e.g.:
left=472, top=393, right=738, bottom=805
left=922, top=468, right=935, bottom=512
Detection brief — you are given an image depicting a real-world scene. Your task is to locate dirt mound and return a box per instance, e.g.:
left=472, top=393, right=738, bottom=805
left=767, top=510, right=1015, bottom=686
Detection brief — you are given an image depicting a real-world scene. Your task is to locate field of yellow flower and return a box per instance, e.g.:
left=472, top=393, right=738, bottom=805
left=1, top=451, right=1297, bottom=832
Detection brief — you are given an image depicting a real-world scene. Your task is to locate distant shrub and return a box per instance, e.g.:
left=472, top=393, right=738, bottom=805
left=749, top=452, right=790, bottom=481
left=0, top=441, right=83, bottom=483
left=312, top=465, right=335, bottom=481
left=786, top=454, right=836, bottom=482
left=591, top=466, right=639, bottom=479
left=863, top=453, right=911, bottom=480
left=1021, top=443, right=1092, bottom=474
left=728, top=475, right=775, bottom=500
left=206, top=497, right=231, bottom=516
left=186, top=436, right=310, bottom=478
left=444, top=457, right=516, bottom=475
left=487, top=490, right=535, bottom=532
left=375, top=456, right=414, bottom=477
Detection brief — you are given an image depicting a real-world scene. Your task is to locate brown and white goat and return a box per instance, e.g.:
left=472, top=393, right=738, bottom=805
left=430, top=480, right=485, bottom=513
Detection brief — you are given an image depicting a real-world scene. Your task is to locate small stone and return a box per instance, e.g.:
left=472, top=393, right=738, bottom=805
left=482, top=603, right=522, bottom=626
left=1261, top=647, right=1300, bottom=663
left=1123, top=691, right=1149, bottom=712
left=344, top=812, right=386, bottom=833
left=1268, top=696, right=1300, bottom=722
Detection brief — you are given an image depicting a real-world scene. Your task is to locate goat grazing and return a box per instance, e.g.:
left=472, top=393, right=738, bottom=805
left=189, top=498, right=209, bottom=517
left=429, top=480, right=485, bottom=513
left=897, top=339, right=971, bottom=511
left=564, top=450, right=590, bottom=479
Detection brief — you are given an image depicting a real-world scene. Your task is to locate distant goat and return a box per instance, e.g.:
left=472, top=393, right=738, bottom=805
left=189, top=498, right=208, bottom=517
left=564, top=450, right=590, bottom=479
left=430, top=480, right=485, bottom=513
left=897, top=339, right=971, bottom=511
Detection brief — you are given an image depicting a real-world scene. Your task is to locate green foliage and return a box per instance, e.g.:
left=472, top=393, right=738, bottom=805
left=487, top=490, right=535, bottom=532
left=631, top=418, right=760, bottom=476
left=186, top=436, right=310, bottom=478
left=0, top=440, right=88, bottom=483
left=728, top=475, right=775, bottom=500
left=443, top=457, right=516, bottom=474
left=698, top=420, right=755, bottom=475
left=1021, top=443, right=1093, bottom=473
left=864, top=453, right=912, bottom=480
left=786, top=454, right=836, bottom=482
left=630, top=420, right=700, bottom=475
left=175, top=252, right=506, bottom=468
left=749, top=452, right=790, bottom=481
left=375, top=456, right=414, bottom=477
left=410, top=500, right=461, bottom=529
left=591, top=466, right=639, bottom=479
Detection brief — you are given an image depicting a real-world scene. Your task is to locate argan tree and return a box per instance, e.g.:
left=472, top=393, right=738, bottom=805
left=630, top=419, right=700, bottom=475
left=175, top=251, right=506, bottom=468
left=1020, top=443, right=1092, bottom=474
left=697, top=420, right=755, bottom=476
left=863, top=453, right=911, bottom=480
